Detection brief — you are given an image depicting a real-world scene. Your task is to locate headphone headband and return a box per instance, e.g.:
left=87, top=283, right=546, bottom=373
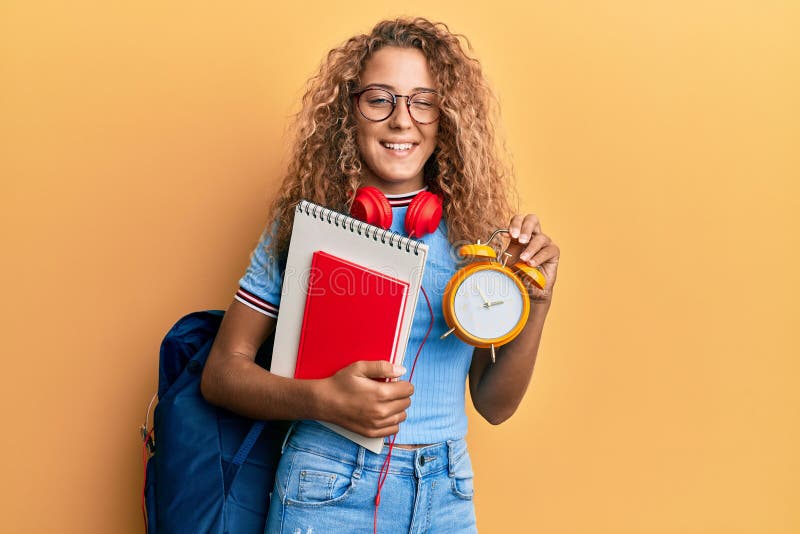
left=350, top=186, right=442, bottom=238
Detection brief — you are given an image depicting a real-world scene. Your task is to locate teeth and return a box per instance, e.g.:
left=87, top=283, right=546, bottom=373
left=382, top=142, right=413, bottom=151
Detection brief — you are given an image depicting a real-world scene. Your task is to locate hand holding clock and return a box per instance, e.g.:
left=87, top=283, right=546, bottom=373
left=505, top=213, right=560, bottom=302
left=442, top=212, right=559, bottom=361
left=465, top=213, right=558, bottom=421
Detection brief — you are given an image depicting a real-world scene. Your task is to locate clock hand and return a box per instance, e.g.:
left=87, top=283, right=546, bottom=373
left=482, top=300, right=505, bottom=308
left=476, top=285, right=490, bottom=306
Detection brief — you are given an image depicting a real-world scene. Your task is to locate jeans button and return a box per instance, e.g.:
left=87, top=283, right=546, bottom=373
left=418, top=456, right=426, bottom=466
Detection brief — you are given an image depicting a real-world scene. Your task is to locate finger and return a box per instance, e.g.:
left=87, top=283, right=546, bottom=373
left=371, top=397, right=411, bottom=422
left=528, top=243, right=560, bottom=268
left=353, top=360, right=406, bottom=379
left=519, top=233, right=551, bottom=261
left=372, top=409, right=408, bottom=430
left=508, top=214, right=525, bottom=239
left=362, top=423, right=402, bottom=439
left=378, top=380, right=414, bottom=401
left=350, top=414, right=405, bottom=438
left=516, top=215, right=541, bottom=244
left=380, top=396, right=412, bottom=415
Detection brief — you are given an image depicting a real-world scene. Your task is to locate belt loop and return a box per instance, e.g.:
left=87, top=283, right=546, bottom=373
left=280, top=421, right=297, bottom=454
left=353, top=446, right=365, bottom=480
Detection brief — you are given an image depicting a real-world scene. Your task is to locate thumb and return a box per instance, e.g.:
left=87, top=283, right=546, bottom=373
left=353, top=360, right=406, bottom=379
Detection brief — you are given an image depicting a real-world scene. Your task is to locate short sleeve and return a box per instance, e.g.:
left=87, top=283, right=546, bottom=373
left=235, top=226, right=285, bottom=318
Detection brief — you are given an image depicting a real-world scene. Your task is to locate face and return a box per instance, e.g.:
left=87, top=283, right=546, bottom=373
left=355, top=46, right=439, bottom=194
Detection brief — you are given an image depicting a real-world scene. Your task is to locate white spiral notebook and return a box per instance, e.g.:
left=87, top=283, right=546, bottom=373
left=270, top=200, right=429, bottom=453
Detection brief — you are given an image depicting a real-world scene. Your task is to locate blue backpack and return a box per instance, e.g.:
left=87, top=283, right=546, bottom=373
left=143, top=310, right=289, bottom=534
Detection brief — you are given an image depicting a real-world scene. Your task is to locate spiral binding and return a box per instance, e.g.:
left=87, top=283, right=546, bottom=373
left=297, top=200, right=421, bottom=254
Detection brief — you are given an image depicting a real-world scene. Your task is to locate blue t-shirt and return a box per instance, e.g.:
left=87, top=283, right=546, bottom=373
left=236, top=192, right=474, bottom=444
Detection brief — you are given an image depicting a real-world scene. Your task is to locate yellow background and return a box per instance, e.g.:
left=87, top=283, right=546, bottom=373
left=2, top=1, right=798, bottom=532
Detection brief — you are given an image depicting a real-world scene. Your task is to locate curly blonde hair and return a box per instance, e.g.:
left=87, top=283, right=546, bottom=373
left=265, top=17, right=517, bottom=257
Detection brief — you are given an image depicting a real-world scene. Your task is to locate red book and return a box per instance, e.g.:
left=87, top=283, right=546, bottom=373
left=293, top=250, right=410, bottom=380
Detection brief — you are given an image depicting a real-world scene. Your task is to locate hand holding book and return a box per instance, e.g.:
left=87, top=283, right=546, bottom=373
left=271, top=201, right=429, bottom=452
left=314, top=360, right=413, bottom=438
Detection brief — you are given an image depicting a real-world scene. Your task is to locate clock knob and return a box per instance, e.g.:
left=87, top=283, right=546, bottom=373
left=458, top=244, right=497, bottom=260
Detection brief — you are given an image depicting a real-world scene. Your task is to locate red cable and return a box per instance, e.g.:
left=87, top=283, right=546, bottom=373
left=374, top=285, right=434, bottom=534
left=142, top=428, right=154, bottom=534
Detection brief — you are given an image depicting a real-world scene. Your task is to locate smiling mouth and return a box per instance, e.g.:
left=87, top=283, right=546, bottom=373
left=381, top=142, right=415, bottom=151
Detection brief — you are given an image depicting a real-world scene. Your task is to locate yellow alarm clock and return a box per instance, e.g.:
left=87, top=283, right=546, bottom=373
left=441, top=229, right=546, bottom=362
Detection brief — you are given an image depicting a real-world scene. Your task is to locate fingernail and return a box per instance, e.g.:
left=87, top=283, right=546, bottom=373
left=518, top=235, right=529, bottom=244
left=520, top=252, right=530, bottom=260
left=393, top=365, right=407, bottom=375
left=511, top=229, right=519, bottom=238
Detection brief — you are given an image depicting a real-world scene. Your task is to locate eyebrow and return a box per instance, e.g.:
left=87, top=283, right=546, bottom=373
left=364, top=83, right=438, bottom=93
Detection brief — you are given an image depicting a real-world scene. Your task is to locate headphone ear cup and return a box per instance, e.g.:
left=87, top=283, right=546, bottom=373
left=350, top=186, right=393, bottom=229
left=405, top=191, right=443, bottom=238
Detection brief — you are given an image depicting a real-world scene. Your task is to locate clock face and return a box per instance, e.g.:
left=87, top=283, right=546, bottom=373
left=452, top=269, right=525, bottom=341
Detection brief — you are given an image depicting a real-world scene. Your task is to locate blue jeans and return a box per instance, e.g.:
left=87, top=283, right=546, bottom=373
left=265, top=421, right=478, bottom=533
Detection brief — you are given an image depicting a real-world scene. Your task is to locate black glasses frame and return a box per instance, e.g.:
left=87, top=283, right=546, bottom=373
left=352, top=87, right=441, bottom=125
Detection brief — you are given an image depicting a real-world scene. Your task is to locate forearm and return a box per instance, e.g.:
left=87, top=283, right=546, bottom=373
left=201, top=285, right=412, bottom=436
left=200, top=334, right=413, bottom=438
left=470, top=299, right=551, bottom=424
left=200, top=300, right=334, bottom=422
left=201, top=350, right=325, bottom=421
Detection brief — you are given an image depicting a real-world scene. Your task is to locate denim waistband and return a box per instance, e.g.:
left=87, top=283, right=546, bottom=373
left=283, top=421, right=468, bottom=478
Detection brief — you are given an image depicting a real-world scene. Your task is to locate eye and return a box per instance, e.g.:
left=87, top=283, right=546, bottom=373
left=409, top=93, right=439, bottom=109
left=361, top=89, right=394, bottom=107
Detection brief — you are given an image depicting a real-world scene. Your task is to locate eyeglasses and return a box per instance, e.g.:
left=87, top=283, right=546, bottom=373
left=352, top=87, right=441, bottom=125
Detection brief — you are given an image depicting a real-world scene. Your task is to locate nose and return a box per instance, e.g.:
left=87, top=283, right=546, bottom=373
left=387, top=96, right=414, bottom=129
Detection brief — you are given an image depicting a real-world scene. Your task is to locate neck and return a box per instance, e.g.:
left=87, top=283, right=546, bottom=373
left=360, top=170, right=425, bottom=195
left=383, top=186, right=429, bottom=207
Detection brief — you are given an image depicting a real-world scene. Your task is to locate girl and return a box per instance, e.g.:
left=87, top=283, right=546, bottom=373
left=201, top=17, right=560, bottom=533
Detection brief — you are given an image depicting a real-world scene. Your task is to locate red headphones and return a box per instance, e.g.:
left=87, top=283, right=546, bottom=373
left=350, top=186, right=443, bottom=238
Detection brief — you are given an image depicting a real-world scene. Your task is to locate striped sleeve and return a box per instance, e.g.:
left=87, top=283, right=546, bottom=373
left=234, top=287, right=280, bottom=318
left=236, top=226, right=284, bottom=318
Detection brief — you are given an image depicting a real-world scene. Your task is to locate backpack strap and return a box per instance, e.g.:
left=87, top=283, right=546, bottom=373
left=222, top=421, right=266, bottom=496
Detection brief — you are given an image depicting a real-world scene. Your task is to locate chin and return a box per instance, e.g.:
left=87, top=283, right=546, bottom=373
left=383, top=169, right=422, bottom=181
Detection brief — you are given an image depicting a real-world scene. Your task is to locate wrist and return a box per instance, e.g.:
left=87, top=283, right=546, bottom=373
left=530, top=297, right=551, bottom=316
left=306, top=377, right=333, bottom=423
left=531, top=292, right=553, bottom=306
